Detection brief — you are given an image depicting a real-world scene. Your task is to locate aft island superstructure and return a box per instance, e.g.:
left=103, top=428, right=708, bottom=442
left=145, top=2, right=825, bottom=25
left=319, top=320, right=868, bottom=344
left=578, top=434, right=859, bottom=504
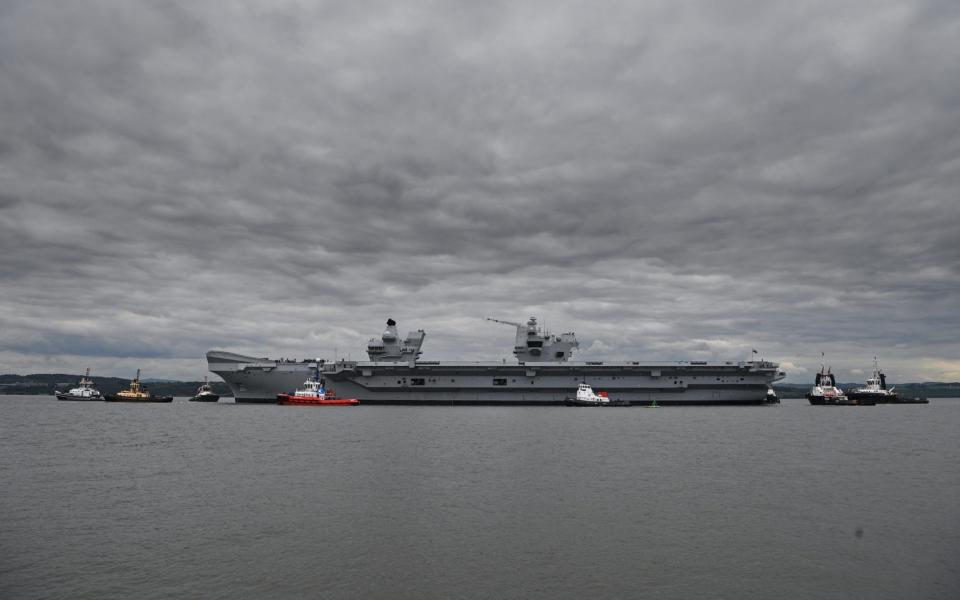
left=208, top=317, right=784, bottom=405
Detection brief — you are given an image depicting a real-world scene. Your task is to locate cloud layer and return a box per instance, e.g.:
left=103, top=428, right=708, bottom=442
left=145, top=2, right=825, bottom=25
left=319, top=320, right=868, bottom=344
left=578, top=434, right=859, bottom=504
left=1, top=0, right=959, bottom=383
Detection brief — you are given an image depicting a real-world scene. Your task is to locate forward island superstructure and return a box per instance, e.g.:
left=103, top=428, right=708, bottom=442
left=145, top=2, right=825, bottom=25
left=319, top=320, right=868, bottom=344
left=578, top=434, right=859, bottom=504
left=208, top=317, right=785, bottom=405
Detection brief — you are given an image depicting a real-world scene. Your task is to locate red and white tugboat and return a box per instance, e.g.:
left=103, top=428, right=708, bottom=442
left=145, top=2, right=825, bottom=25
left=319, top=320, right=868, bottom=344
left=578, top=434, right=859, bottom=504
left=277, top=371, right=358, bottom=406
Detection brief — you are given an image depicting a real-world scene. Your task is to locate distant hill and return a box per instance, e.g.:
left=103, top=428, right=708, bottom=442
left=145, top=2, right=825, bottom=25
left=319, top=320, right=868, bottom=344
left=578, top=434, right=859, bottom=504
left=773, top=381, right=960, bottom=399
left=0, top=374, right=232, bottom=397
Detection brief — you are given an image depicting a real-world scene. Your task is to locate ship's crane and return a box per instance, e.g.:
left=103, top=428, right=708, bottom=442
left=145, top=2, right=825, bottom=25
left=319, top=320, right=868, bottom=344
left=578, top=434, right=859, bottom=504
left=485, top=317, right=522, bottom=328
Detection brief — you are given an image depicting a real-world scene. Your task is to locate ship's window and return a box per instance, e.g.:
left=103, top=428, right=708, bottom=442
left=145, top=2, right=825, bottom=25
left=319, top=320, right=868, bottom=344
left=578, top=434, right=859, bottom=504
left=512, top=379, right=516, bottom=383
left=451, top=379, right=455, bottom=382
left=397, top=380, right=402, bottom=384
left=527, top=340, right=543, bottom=348
left=555, top=352, right=564, bottom=358
left=493, top=378, right=507, bottom=386
left=411, top=378, right=425, bottom=386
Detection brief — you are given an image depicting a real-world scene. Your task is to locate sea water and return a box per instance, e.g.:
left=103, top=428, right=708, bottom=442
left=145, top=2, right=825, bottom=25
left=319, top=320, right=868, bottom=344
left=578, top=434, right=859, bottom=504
left=1, top=396, right=957, bottom=599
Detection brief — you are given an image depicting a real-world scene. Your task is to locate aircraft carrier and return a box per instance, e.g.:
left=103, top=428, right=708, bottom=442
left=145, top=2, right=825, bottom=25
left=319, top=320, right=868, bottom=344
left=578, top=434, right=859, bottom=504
left=207, top=317, right=785, bottom=405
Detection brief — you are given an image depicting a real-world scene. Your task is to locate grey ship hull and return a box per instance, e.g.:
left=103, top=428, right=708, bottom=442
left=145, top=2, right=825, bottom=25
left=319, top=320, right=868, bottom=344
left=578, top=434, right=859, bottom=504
left=207, top=351, right=785, bottom=405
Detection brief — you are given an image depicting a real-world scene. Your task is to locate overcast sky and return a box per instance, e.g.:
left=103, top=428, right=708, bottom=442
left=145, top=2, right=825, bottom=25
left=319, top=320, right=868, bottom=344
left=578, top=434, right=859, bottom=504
left=1, top=0, right=958, bottom=383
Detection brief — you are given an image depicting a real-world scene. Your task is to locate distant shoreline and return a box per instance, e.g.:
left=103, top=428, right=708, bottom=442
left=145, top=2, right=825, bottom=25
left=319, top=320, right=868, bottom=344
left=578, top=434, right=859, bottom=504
left=2, top=373, right=958, bottom=398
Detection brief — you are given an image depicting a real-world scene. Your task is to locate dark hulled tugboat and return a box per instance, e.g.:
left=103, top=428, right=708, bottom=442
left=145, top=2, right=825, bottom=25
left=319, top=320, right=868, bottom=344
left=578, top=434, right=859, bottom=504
left=105, top=369, right=173, bottom=403
left=846, top=357, right=898, bottom=404
left=56, top=368, right=103, bottom=401
left=190, top=376, right=220, bottom=402
left=764, top=387, right=780, bottom=404
left=847, top=358, right=928, bottom=404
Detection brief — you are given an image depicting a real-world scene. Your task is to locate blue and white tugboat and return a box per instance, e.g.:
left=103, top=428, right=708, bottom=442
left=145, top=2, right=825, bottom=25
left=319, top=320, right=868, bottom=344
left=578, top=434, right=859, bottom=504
left=55, top=368, right=103, bottom=401
left=564, top=382, right=630, bottom=407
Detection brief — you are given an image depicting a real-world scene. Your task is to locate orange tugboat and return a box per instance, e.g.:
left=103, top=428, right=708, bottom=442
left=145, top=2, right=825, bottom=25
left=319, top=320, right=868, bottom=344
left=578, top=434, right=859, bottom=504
left=277, top=371, right=358, bottom=406
left=105, top=369, right=173, bottom=403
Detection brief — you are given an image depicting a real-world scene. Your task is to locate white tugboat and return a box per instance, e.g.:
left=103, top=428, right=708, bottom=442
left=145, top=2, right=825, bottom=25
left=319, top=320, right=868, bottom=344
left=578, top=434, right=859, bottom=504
left=55, top=368, right=103, bottom=401
left=564, top=382, right=630, bottom=407
left=190, top=376, right=220, bottom=402
left=807, top=356, right=871, bottom=406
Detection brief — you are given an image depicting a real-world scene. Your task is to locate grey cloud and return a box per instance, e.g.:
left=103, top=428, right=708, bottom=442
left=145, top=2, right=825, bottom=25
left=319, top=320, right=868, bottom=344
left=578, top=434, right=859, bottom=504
left=1, top=0, right=958, bottom=382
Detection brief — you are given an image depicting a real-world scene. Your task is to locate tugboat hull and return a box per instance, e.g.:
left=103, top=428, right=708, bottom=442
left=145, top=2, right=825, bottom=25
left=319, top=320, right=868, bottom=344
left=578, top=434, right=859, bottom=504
left=807, top=394, right=874, bottom=406
left=105, top=395, right=173, bottom=403
left=190, top=394, right=220, bottom=402
left=563, top=398, right=631, bottom=407
left=55, top=393, right=102, bottom=401
left=277, top=394, right=358, bottom=406
left=846, top=391, right=897, bottom=404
